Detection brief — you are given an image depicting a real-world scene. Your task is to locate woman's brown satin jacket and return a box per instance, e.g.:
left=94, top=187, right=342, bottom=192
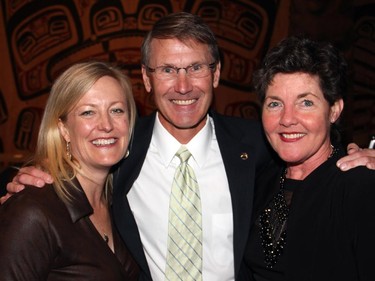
left=0, top=180, right=139, bottom=280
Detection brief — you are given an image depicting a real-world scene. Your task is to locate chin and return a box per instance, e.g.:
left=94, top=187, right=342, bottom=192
left=97, top=157, right=122, bottom=167
left=278, top=152, right=304, bottom=163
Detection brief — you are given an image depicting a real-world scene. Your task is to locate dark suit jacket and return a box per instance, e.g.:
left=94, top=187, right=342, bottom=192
left=112, top=111, right=272, bottom=280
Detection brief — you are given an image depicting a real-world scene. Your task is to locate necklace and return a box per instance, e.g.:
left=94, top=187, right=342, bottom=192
left=259, top=169, right=289, bottom=268
left=103, top=234, right=109, bottom=244
left=329, top=144, right=338, bottom=158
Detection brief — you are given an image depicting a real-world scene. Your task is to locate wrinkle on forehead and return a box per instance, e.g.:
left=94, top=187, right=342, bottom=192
left=149, top=38, right=213, bottom=66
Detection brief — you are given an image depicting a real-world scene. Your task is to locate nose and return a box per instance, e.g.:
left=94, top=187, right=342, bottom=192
left=279, top=106, right=297, bottom=127
left=174, top=70, right=193, bottom=94
left=98, top=113, right=114, bottom=132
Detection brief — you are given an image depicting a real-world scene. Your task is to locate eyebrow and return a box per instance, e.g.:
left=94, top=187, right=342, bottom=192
left=297, top=92, right=315, bottom=98
left=265, top=92, right=317, bottom=100
left=159, top=61, right=203, bottom=67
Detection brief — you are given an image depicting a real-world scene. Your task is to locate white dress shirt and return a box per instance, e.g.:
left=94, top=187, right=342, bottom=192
left=127, top=113, right=234, bottom=281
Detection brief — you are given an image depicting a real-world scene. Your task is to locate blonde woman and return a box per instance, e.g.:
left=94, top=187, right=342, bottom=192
left=0, top=61, right=139, bottom=280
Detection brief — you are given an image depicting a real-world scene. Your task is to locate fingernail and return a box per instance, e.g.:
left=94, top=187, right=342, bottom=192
left=339, top=163, right=348, bottom=171
left=36, top=180, right=44, bottom=187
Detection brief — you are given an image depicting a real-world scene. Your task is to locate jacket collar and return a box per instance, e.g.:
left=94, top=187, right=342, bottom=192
left=60, top=178, right=93, bottom=223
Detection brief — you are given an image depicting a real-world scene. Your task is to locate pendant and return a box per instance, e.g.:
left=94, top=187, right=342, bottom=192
left=103, top=234, right=109, bottom=244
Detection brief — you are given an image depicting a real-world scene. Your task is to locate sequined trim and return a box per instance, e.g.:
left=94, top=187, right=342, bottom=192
left=259, top=169, right=288, bottom=268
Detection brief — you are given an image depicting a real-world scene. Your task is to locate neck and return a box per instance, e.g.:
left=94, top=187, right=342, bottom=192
left=75, top=170, right=113, bottom=251
left=286, top=143, right=335, bottom=180
left=76, top=173, right=107, bottom=206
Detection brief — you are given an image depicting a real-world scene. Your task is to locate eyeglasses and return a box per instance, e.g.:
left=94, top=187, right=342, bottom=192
left=145, top=62, right=216, bottom=80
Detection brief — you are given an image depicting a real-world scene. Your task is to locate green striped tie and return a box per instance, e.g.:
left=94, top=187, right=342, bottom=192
left=165, top=146, right=202, bottom=281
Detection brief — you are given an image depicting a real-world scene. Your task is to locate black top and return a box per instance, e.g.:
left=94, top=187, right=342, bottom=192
left=0, top=179, right=139, bottom=280
left=244, top=147, right=375, bottom=281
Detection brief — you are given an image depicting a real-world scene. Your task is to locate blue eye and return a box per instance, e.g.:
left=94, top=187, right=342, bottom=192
left=302, top=99, right=313, bottom=107
left=190, top=64, right=203, bottom=72
left=80, top=110, right=93, bottom=116
left=160, top=66, right=176, bottom=74
left=111, top=108, right=125, bottom=114
left=267, top=101, right=281, bottom=108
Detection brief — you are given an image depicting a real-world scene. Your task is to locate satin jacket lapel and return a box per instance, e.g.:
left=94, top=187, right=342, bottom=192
left=112, top=113, right=156, bottom=281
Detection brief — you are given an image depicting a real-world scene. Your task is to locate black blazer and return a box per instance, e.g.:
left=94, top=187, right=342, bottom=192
left=112, top=111, right=272, bottom=280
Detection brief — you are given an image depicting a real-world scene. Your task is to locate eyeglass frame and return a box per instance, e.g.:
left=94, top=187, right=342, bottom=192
left=144, top=62, right=217, bottom=80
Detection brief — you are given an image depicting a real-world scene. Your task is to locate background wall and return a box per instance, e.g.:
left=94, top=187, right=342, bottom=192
left=0, top=0, right=374, bottom=171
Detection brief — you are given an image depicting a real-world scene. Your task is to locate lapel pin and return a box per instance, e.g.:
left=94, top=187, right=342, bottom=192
left=240, top=152, right=248, bottom=160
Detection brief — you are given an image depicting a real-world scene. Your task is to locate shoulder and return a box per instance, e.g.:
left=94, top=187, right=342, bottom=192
left=334, top=166, right=375, bottom=209
left=338, top=166, right=375, bottom=187
left=0, top=186, right=61, bottom=263
left=130, top=113, right=155, bottom=149
left=211, top=111, right=262, bottom=130
left=210, top=111, right=265, bottom=143
left=0, top=186, right=63, bottom=278
left=134, top=112, right=156, bottom=131
left=0, top=185, right=62, bottom=223
left=211, top=111, right=274, bottom=168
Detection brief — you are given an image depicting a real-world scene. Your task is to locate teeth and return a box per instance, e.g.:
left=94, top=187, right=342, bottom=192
left=281, top=133, right=305, bottom=139
left=92, top=138, right=116, bottom=146
left=172, top=99, right=196, bottom=105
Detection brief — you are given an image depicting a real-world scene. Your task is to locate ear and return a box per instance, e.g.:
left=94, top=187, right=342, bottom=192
left=58, top=119, right=71, bottom=143
left=330, top=98, right=344, bottom=123
left=212, top=61, right=221, bottom=88
left=142, top=65, right=152, bottom=93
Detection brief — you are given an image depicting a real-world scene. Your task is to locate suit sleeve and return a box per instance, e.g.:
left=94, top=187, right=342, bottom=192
left=0, top=193, right=57, bottom=280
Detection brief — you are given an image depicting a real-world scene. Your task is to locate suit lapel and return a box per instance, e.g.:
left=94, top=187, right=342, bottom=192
left=112, top=111, right=269, bottom=280
left=212, top=112, right=258, bottom=278
left=112, top=113, right=156, bottom=280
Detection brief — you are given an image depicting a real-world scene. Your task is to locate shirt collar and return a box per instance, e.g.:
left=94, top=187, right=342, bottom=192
left=151, top=112, right=214, bottom=168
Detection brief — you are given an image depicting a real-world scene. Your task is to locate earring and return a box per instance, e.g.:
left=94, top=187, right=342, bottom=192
left=124, top=150, right=130, bottom=158
left=66, top=141, right=72, bottom=160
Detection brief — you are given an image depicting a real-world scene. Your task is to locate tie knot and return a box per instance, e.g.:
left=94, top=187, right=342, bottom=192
left=176, top=146, right=192, bottom=163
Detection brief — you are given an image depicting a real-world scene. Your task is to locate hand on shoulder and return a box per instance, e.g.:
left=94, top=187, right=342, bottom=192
left=0, top=166, right=53, bottom=204
left=337, top=143, right=375, bottom=171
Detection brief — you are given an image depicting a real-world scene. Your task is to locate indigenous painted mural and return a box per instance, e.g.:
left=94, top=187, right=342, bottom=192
left=0, top=0, right=374, bottom=170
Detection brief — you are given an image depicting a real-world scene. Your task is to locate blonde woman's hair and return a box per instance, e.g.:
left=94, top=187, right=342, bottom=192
left=34, top=61, right=137, bottom=203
